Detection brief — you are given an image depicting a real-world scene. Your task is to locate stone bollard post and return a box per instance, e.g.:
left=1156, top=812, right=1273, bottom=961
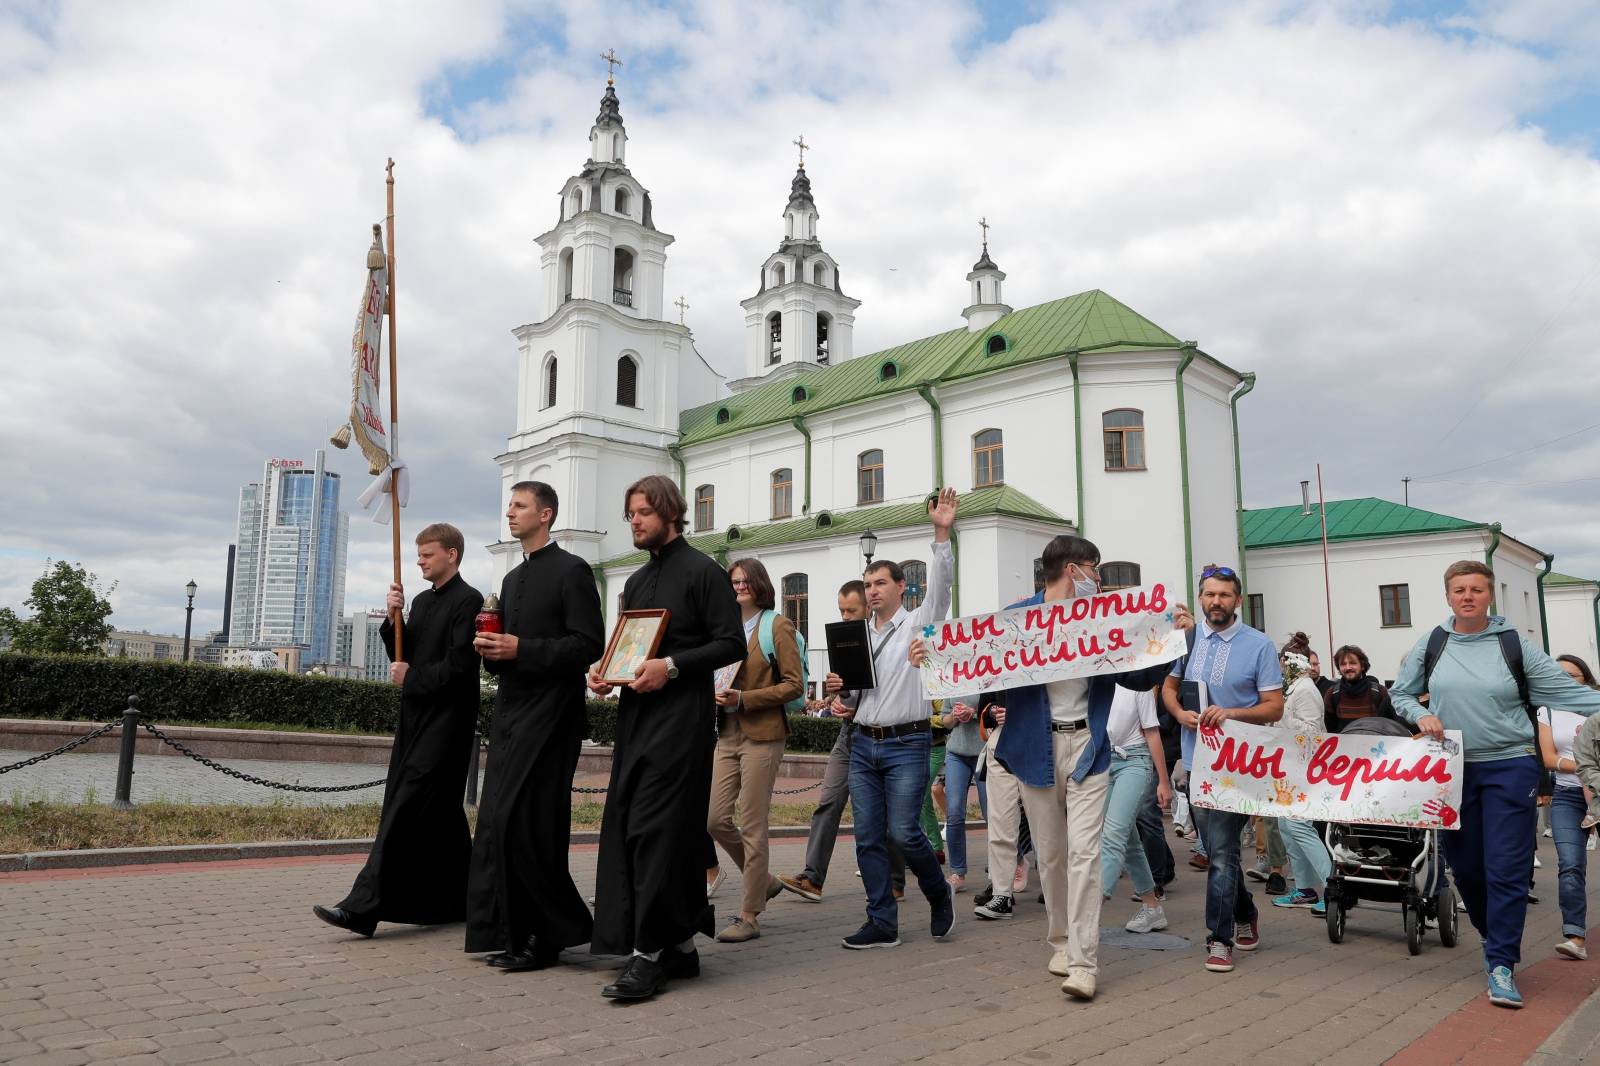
left=112, top=695, right=140, bottom=810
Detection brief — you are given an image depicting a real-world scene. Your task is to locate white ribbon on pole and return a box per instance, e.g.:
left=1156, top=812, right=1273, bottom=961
left=357, top=423, right=409, bottom=523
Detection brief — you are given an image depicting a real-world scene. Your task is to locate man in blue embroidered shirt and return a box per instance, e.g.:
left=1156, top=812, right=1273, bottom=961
left=1161, top=564, right=1283, bottom=975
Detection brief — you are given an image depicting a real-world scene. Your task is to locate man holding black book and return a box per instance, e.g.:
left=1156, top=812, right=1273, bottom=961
left=833, top=488, right=959, bottom=950
left=1161, top=564, right=1284, bottom=975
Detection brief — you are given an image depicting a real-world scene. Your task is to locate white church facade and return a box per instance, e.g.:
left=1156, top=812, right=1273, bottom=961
left=490, top=77, right=1597, bottom=686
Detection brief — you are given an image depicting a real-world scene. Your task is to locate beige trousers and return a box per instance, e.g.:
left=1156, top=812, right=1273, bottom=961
left=707, top=717, right=787, bottom=916
left=1017, top=729, right=1109, bottom=974
left=982, top=726, right=1024, bottom=890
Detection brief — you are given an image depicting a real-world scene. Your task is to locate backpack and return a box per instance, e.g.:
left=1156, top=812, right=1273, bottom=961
left=1421, top=625, right=1549, bottom=792
left=758, top=609, right=809, bottom=715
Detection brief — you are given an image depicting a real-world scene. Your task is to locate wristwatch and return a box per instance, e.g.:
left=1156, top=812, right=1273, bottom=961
left=664, top=656, right=679, bottom=680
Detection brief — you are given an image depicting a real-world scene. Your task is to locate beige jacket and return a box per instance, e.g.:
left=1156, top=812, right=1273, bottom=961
left=723, top=612, right=804, bottom=743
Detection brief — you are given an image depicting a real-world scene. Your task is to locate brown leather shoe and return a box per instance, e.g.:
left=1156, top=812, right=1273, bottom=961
left=778, top=874, right=823, bottom=902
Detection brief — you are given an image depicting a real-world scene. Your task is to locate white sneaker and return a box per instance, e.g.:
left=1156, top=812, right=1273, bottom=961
left=1588, top=834, right=1596, bottom=852
left=1048, top=950, right=1072, bottom=976
left=1125, top=905, right=1169, bottom=934
left=1557, top=939, right=1588, bottom=961
left=1533, top=855, right=1543, bottom=869
left=707, top=869, right=725, bottom=899
left=1060, top=969, right=1096, bottom=1000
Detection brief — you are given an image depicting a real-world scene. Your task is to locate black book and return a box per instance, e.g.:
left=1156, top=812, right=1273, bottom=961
left=825, top=619, right=877, bottom=691
left=1180, top=679, right=1209, bottom=715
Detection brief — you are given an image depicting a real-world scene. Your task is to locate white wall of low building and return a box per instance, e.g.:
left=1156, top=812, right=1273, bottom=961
left=1546, top=582, right=1600, bottom=666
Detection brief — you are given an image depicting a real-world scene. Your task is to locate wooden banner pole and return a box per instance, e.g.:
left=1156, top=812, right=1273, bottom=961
left=385, top=158, right=404, bottom=662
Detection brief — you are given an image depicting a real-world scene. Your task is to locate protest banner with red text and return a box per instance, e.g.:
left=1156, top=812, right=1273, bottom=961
left=918, top=583, right=1185, bottom=700
left=1189, top=720, right=1464, bottom=830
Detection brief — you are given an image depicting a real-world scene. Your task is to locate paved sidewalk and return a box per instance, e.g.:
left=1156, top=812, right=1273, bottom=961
left=1, top=831, right=1596, bottom=1064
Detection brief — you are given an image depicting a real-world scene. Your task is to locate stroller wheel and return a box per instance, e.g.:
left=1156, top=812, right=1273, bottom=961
left=1405, top=904, right=1423, bottom=956
left=1438, top=885, right=1459, bottom=948
left=1326, top=895, right=1346, bottom=944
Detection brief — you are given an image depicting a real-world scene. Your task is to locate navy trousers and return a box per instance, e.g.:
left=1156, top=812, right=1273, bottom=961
left=1443, top=755, right=1541, bottom=971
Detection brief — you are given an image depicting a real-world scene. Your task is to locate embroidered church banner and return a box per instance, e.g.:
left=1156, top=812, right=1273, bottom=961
left=918, top=583, right=1185, bottom=700
left=1189, top=720, right=1465, bottom=829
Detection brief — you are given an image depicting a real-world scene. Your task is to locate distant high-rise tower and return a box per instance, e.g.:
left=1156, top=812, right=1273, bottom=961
left=227, top=450, right=349, bottom=664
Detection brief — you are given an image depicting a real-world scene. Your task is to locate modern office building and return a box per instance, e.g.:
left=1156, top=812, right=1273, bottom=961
left=335, top=609, right=390, bottom=682
left=227, top=450, right=349, bottom=664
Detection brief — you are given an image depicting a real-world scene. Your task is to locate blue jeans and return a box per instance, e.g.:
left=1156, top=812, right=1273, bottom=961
left=1550, top=785, right=1589, bottom=939
left=849, top=731, right=949, bottom=935
left=1194, top=806, right=1256, bottom=946
left=1100, top=746, right=1157, bottom=898
left=1138, top=768, right=1174, bottom=886
left=1444, top=755, right=1541, bottom=970
left=942, top=751, right=986, bottom=876
left=1277, top=817, right=1331, bottom=893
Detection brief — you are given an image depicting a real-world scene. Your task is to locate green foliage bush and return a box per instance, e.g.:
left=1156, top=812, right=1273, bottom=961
left=0, top=653, right=841, bottom=752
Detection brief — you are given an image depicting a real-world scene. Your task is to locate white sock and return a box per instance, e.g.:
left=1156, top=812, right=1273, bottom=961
left=676, top=937, right=696, bottom=953
left=631, top=949, right=661, bottom=962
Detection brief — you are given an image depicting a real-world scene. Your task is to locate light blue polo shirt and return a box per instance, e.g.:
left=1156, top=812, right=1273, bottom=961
left=1171, top=615, right=1283, bottom=769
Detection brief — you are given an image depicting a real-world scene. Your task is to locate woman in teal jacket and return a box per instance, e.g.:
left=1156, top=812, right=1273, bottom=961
left=1392, top=560, right=1600, bottom=1010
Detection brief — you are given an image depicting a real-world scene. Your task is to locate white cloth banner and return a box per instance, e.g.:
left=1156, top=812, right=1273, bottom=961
left=918, top=583, right=1186, bottom=700
left=1189, top=720, right=1465, bottom=830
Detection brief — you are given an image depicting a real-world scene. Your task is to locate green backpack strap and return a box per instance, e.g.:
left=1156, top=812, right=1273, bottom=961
left=758, top=609, right=780, bottom=673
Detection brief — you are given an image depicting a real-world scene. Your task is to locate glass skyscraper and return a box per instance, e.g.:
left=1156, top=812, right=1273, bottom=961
left=228, top=450, right=349, bottom=664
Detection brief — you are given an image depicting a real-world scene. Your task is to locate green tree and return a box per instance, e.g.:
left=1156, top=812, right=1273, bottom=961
left=2, top=560, right=117, bottom=655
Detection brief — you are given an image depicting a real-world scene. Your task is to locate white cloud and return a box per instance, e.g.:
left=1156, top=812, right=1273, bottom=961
left=3, top=0, right=1599, bottom=640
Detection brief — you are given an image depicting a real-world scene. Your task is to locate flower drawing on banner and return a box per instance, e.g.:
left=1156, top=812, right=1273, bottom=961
left=1297, top=792, right=1307, bottom=803
left=922, top=624, right=936, bottom=639
left=1200, top=781, right=1214, bottom=795
left=1372, top=741, right=1387, bottom=758
left=1220, top=776, right=1237, bottom=790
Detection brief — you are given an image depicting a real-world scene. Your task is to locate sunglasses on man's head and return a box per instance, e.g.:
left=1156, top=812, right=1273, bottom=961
left=1200, top=564, right=1237, bottom=580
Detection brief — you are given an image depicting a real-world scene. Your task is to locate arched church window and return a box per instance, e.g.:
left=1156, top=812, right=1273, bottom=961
left=782, top=573, right=809, bottom=641
left=569, top=188, right=583, bottom=216
left=694, top=485, right=715, bottom=531
left=616, top=355, right=639, bottom=408
left=612, top=248, right=635, bottom=308
left=1100, top=562, right=1141, bottom=591
left=879, top=361, right=898, bottom=381
left=767, top=312, right=782, bottom=365
left=542, top=356, right=557, bottom=410
left=611, top=133, right=620, bottom=160
left=771, top=469, right=793, bottom=519
left=901, top=560, right=927, bottom=611
left=986, top=334, right=1008, bottom=355
left=716, top=406, right=730, bottom=424
left=857, top=449, right=884, bottom=504
left=973, top=429, right=1003, bottom=488
left=1103, top=409, right=1146, bottom=471
left=813, top=262, right=827, bottom=286
left=816, top=312, right=831, bottom=365
left=773, top=262, right=786, bottom=287
left=791, top=385, right=808, bottom=404
left=614, top=186, right=631, bottom=215
left=559, top=249, right=574, bottom=303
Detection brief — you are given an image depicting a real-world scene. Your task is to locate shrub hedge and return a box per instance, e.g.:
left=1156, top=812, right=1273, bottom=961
left=0, top=653, right=841, bottom=753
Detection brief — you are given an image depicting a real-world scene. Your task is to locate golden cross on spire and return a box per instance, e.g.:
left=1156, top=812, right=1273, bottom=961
left=979, top=216, right=989, bottom=250
left=600, top=49, right=623, bottom=85
left=793, top=134, right=810, bottom=168
left=675, top=295, right=690, bottom=324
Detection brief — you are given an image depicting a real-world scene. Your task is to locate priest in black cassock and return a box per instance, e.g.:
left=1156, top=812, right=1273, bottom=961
left=465, top=481, right=604, bottom=971
left=313, top=523, right=482, bottom=937
left=587, top=474, right=745, bottom=1001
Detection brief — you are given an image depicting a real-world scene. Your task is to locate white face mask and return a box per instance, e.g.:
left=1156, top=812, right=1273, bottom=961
left=1071, top=566, right=1099, bottom=599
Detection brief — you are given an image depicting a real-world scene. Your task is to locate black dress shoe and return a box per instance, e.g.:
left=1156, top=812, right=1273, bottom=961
left=489, top=946, right=562, bottom=973
left=662, top=945, right=699, bottom=979
left=602, top=954, right=667, bottom=1000
left=312, top=905, right=376, bottom=937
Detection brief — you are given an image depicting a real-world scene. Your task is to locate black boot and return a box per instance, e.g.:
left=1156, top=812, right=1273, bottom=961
left=312, top=905, right=376, bottom=938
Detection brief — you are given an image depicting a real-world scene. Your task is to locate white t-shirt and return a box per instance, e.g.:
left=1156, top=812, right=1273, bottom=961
left=1538, top=706, right=1586, bottom=789
left=1107, top=686, right=1158, bottom=752
left=1047, top=677, right=1089, bottom=724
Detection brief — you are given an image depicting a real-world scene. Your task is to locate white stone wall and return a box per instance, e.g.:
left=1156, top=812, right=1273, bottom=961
left=1546, top=583, right=1600, bottom=666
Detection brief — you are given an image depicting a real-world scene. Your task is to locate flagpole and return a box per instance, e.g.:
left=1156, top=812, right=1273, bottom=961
left=1317, top=462, right=1333, bottom=662
left=385, top=158, right=403, bottom=661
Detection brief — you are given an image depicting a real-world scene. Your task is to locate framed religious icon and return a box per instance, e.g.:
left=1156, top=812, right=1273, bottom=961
left=598, top=609, right=671, bottom=684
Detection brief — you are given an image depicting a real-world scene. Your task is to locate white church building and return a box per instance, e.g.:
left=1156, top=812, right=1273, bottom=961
left=490, top=77, right=1596, bottom=687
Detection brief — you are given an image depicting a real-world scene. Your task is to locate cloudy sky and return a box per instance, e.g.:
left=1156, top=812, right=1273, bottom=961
left=2, top=0, right=1598, bottom=639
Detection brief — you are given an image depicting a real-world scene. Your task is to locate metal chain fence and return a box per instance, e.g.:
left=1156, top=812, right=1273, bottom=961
left=0, top=722, right=120, bottom=775
left=138, top=721, right=388, bottom=793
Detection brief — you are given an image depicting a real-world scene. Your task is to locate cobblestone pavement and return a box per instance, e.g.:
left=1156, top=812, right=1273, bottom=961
left=1, top=833, right=1596, bottom=1064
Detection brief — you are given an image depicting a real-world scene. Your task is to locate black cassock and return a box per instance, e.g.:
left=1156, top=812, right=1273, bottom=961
left=337, top=572, right=482, bottom=924
left=464, top=541, right=604, bottom=954
left=590, top=534, right=745, bottom=956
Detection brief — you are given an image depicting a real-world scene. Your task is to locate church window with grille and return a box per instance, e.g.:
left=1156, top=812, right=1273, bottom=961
left=1103, top=409, right=1146, bottom=471
left=541, top=356, right=557, bottom=410
left=612, top=248, right=635, bottom=308
left=767, top=312, right=782, bottom=365
left=973, top=429, right=1003, bottom=487
left=902, top=560, right=927, bottom=611
left=858, top=449, right=884, bottom=504
left=616, top=355, right=638, bottom=408
left=694, top=485, right=715, bottom=531
left=817, top=312, right=830, bottom=364
left=1100, top=562, right=1141, bottom=590
left=782, top=574, right=809, bottom=641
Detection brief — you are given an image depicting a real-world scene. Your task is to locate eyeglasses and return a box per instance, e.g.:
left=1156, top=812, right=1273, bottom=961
left=1200, top=564, right=1238, bottom=580
left=730, top=579, right=752, bottom=588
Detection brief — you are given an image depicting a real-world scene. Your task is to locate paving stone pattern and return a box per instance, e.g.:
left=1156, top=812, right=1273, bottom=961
left=0, top=834, right=1595, bottom=1064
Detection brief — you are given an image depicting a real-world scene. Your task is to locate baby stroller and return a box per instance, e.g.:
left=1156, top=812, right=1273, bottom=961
left=1322, top=717, right=1458, bottom=956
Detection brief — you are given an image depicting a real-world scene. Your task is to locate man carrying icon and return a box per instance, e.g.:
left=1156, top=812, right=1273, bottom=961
left=587, top=474, right=746, bottom=1001
left=465, top=481, right=604, bottom=972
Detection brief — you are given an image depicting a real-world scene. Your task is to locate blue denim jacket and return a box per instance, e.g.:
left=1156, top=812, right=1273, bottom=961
left=993, top=591, right=1173, bottom=788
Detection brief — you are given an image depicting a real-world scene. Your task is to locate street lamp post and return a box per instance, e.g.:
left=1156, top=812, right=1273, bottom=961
left=859, top=529, right=878, bottom=568
left=183, top=580, right=197, bottom=662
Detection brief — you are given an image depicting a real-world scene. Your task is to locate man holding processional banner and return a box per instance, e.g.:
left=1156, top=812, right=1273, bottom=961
left=918, top=535, right=1182, bottom=1002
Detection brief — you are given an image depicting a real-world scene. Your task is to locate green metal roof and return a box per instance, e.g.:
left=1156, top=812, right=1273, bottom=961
left=678, top=290, right=1185, bottom=447
left=1242, top=498, right=1483, bottom=550
left=1546, top=571, right=1598, bottom=588
left=601, top=484, right=1068, bottom=568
